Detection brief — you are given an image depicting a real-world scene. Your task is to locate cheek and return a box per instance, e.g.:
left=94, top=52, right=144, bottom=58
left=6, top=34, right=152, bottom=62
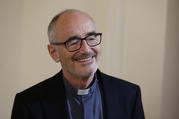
left=94, top=46, right=101, bottom=64
left=93, top=46, right=101, bottom=56
left=56, top=48, right=68, bottom=62
left=59, top=51, right=74, bottom=63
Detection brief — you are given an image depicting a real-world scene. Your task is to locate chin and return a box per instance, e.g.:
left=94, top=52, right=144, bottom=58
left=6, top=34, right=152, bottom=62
left=78, top=66, right=97, bottom=78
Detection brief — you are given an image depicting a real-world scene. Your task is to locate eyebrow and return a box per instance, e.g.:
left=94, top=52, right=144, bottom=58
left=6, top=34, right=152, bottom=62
left=85, top=31, right=97, bottom=36
left=67, top=31, right=97, bottom=41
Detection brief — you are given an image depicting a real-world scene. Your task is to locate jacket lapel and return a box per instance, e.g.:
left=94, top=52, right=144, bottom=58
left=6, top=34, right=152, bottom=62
left=42, top=71, right=69, bottom=119
left=96, top=69, right=108, bottom=119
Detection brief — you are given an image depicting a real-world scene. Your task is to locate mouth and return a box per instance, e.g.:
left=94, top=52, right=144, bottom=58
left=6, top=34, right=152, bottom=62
left=75, top=56, right=95, bottom=65
left=77, top=56, right=93, bottom=61
left=72, top=52, right=96, bottom=64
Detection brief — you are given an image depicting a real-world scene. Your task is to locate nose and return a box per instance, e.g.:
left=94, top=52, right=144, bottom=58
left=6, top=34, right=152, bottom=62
left=79, top=40, right=90, bottom=53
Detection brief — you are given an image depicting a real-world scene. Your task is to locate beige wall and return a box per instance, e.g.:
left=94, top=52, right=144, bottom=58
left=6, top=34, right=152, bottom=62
left=0, top=0, right=23, bottom=119
left=161, top=0, right=179, bottom=118
left=120, top=0, right=167, bottom=119
left=0, top=0, right=179, bottom=119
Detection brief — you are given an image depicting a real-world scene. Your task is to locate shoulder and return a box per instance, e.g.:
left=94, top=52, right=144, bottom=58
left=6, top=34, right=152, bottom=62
left=97, top=70, right=140, bottom=93
left=15, top=71, right=63, bottom=102
left=96, top=70, right=145, bottom=118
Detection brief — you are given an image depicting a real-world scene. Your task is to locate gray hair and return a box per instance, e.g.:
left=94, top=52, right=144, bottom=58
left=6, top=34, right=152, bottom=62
left=47, top=9, right=95, bottom=43
left=47, top=10, right=70, bottom=43
left=47, top=13, right=60, bottom=43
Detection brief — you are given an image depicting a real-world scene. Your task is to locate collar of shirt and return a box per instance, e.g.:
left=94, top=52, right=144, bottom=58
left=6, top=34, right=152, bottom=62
left=63, top=73, right=98, bottom=97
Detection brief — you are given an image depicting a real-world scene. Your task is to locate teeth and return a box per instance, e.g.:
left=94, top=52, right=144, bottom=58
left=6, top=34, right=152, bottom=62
left=78, top=57, right=92, bottom=62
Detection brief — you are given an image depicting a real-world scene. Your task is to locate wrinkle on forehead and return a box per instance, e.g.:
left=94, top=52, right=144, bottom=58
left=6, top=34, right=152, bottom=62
left=55, top=11, right=97, bottom=42
left=57, top=10, right=95, bottom=27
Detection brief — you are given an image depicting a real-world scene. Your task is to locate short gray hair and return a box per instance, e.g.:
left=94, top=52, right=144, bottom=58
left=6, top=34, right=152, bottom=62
left=47, top=9, right=94, bottom=43
left=47, top=10, right=66, bottom=43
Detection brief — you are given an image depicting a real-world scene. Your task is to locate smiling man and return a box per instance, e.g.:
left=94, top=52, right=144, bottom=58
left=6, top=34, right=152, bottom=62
left=48, top=10, right=101, bottom=89
left=11, top=9, right=145, bottom=119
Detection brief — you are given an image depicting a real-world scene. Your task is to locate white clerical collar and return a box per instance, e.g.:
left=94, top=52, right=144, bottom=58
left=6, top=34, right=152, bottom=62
left=77, top=88, right=90, bottom=95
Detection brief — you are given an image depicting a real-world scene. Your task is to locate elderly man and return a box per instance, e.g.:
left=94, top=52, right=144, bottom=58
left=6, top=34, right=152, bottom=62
left=11, top=9, right=145, bottom=119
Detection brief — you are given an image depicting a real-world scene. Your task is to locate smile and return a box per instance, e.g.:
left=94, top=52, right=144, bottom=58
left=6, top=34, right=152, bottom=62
left=76, top=56, right=95, bottom=65
left=77, top=57, right=92, bottom=62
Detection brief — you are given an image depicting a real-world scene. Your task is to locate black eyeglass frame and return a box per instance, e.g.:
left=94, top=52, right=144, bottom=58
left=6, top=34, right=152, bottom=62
left=50, top=32, right=102, bottom=52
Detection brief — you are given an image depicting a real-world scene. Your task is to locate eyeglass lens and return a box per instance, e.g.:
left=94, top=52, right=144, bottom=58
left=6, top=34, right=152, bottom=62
left=66, top=34, right=101, bottom=52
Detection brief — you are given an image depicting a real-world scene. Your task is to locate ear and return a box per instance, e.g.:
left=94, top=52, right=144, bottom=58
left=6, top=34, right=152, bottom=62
left=47, top=44, right=60, bottom=63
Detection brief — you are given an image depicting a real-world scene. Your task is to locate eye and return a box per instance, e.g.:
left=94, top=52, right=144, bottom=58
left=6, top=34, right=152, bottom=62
left=68, top=39, right=80, bottom=46
left=86, top=35, right=96, bottom=41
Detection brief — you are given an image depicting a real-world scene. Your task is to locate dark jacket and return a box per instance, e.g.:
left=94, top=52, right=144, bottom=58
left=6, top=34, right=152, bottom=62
left=11, top=69, right=145, bottom=119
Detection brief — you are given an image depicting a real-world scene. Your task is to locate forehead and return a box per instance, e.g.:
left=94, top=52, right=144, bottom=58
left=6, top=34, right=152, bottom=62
left=55, top=11, right=97, bottom=41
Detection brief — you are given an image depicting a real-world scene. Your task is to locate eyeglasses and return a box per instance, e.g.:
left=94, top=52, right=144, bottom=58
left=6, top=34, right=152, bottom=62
left=51, top=32, right=102, bottom=52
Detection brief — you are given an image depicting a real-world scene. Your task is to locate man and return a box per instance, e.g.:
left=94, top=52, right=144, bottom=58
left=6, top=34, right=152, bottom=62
left=11, top=9, right=145, bottom=119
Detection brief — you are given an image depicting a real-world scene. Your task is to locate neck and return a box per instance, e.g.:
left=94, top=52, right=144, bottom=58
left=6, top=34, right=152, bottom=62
left=62, top=70, right=95, bottom=89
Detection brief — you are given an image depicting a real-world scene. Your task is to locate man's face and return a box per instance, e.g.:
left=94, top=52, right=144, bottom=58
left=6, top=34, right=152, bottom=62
left=53, top=12, right=101, bottom=78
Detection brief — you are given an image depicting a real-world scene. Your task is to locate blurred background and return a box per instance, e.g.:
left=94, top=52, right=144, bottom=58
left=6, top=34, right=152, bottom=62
left=0, top=0, right=179, bottom=119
